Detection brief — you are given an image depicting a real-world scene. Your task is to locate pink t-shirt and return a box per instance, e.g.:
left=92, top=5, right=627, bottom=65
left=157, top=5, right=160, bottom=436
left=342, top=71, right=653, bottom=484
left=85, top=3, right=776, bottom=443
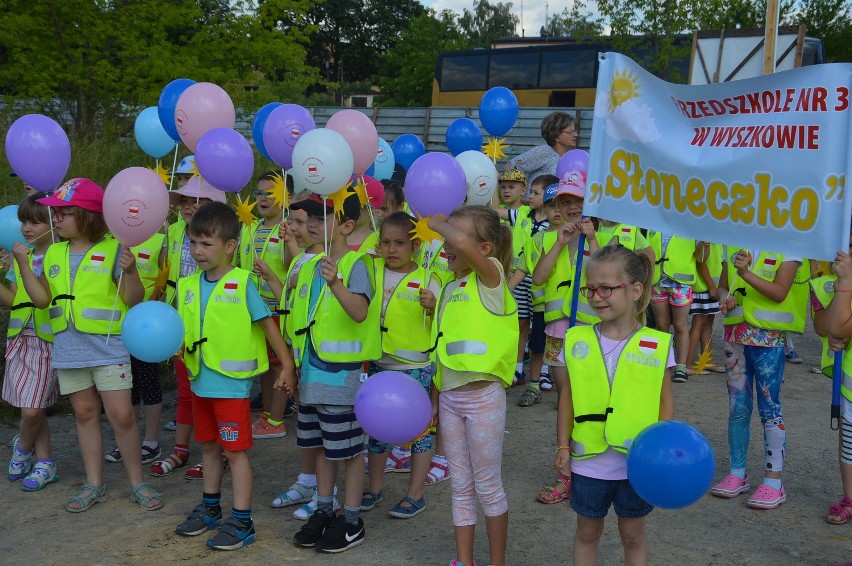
left=570, top=332, right=676, bottom=480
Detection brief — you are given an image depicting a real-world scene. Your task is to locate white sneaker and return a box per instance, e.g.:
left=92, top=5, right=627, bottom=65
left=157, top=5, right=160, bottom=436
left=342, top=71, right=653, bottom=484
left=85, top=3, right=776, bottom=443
left=293, top=486, right=340, bottom=520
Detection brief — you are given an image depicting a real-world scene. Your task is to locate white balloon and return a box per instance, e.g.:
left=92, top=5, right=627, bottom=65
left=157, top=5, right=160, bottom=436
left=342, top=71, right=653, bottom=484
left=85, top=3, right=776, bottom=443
left=455, top=150, right=499, bottom=205
left=291, top=128, right=354, bottom=195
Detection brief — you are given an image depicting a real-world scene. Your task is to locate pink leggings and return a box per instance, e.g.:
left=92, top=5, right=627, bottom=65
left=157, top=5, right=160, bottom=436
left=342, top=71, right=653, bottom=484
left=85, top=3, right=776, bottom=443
left=439, top=381, right=509, bottom=526
left=175, top=360, right=193, bottom=425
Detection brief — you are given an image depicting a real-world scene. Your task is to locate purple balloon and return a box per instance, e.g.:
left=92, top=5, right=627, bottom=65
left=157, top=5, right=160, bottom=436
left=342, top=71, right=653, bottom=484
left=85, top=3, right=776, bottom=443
left=556, top=149, right=590, bottom=179
left=404, top=153, right=467, bottom=218
left=195, top=128, right=254, bottom=192
left=4, top=114, right=71, bottom=192
left=263, top=104, right=316, bottom=169
left=354, top=371, right=432, bottom=445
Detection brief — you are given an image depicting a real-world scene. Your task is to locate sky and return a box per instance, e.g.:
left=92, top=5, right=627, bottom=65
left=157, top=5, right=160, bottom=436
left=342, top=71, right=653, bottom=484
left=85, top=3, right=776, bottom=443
left=421, top=0, right=560, bottom=39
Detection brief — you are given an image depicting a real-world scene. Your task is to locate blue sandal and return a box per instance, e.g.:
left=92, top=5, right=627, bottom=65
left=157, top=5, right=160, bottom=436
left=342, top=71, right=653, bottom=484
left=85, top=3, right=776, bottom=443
left=130, top=482, right=164, bottom=511
left=389, top=496, right=426, bottom=519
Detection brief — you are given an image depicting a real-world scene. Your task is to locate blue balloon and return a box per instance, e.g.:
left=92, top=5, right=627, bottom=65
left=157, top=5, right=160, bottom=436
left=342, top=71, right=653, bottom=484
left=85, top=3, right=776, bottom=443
left=0, top=205, right=25, bottom=252
left=479, top=87, right=519, bottom=137
left=252, top=102, right=283, bottom=161
left=158, top=78, right=196, bottom=142
left=121, top=301, right=185, bottom=363
left=391, top=134, right=426, bottom=171
left=446, top=118, right=483, bottom=156
left=371, top=137, right=395, bottom=180
left=134, top=107, right=175, bottom=159
left=627, top=420, right=716, bottom=509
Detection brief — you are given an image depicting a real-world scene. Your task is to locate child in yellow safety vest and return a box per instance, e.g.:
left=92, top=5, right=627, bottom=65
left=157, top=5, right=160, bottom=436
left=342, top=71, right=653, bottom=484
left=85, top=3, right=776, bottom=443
left=151, top=177, right=227, bottom=480
left=819, top=229, right=852, bottom=525
left=647, top=231, right=698, bottom=383
left=420, top=205, right=518, bottom=566
left=557, top=245, right=674, bottom=565
left=173, top=202, right=295, bottom=551
left=714, top=246, right=807, bottom=509
left=239, top=171, right=292, bottom=440
left=685, top=241, right=724, bottom=374
left=362, top=211, right=441, bottom=519
left=510, top=175, right=560, bottom=406
left=532, top=176, right=597, bottom=505
left=289, top=191, right=380, bottom=553
left=2, top=193, right=59, bottom=492
left=15, top=179, right=163, bottom=512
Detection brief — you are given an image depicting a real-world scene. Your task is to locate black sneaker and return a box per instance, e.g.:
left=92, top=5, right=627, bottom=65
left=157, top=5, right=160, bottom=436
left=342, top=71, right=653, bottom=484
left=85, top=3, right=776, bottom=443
left=284, top=396, right=297, bottom=418
left=176, top=504, right=223, bottom=536
left=316, top=514, right=365, bottom=553
left=206, top=517, right=256, bottom=550
left=293, top=509, right=334, bottom=547
left=672, top=369, right=688, bottom=383
left=250, top=391, right=264, bottom=411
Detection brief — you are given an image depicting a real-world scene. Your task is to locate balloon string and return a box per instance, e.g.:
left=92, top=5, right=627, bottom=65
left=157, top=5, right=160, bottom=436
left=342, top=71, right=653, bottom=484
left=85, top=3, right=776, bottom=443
left=422, top=246, right=432, bottom=329
left=282, top=169, right=290, bottom=221
left=0, top=231, right=53, bottom=265
left=104, top=271, right=123, bottom=347
left=168, top=143, right=179, bottom=192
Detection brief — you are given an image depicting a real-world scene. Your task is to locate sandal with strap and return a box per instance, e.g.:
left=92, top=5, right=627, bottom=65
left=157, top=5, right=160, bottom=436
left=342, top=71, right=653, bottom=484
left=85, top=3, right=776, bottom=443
left=826, top=496, right=852, bottom=525
left=130, top=482, right=164, bottom=511
left=360, top=488, right=384, bottom=511
left=537, top=475, right=570, bottom=504
left=425, top=460, right=449, bottom=486
left=517, top=387, right=542, bottom=407
left=66, top=483, right=108, bottom=513
left=271, top=482, right=315, bottom=508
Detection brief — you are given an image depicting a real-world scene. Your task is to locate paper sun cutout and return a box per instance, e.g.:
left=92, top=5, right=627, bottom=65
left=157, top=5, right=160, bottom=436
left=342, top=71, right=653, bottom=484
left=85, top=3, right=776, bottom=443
left=482, top=137, right=508, bottom=161
left=409, top=215, right=440, bottom=244
left=235, top=194, right=258, bottom=227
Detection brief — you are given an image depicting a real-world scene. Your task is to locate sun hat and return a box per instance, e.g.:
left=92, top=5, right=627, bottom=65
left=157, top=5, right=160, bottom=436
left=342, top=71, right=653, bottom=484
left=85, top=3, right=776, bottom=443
left=169, top=176, right=227, bottom=205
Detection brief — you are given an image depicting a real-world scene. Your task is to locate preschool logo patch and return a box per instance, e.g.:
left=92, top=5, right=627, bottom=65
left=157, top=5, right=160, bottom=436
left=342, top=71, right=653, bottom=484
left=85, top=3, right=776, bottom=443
left=184, top=290, right=194, bottom=304
left=638, top=336, right=659, bottom=355
left=48, top=265, right=60, bottom=278
left=223, top=279, right=239, bottom=295
left=571, top=341, right=590, bottom=360
left=299, top=283, right=308, bottom=298
left=826, top=280, right=836, bottom=294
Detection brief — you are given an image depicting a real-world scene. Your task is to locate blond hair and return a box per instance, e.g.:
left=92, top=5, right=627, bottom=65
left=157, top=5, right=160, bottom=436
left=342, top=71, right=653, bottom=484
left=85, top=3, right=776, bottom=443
left=448, top=205, right=513, bottom=275
left=585, top=245, right=654, bottom=325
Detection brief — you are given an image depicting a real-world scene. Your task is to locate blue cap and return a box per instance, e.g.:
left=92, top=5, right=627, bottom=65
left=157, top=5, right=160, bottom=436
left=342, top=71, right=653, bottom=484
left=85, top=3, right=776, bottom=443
left=543, top=183, right=560, bottom=203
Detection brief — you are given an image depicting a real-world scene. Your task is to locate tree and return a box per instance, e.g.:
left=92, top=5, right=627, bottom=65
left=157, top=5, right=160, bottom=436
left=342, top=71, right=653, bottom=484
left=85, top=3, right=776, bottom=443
left=458, top=0, right=520, bottom=47
left=783, top=0, right=852, bottom=62
left=0, top=0, right=316, bottom=135
left=544, top=0, right=606, bottom=39
left=377, top=10, right=470, bottom=106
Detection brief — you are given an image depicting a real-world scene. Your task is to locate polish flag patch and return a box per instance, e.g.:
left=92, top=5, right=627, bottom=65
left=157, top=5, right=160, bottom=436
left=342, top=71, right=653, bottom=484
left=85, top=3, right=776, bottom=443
left=764, top=256, right=778, bottom=267
left=439, top=251, right=448, bottom=260
left=128, top=206, right=139, bottom=217
left=407, top=281, right=421, bottom=291
left=291, top=129, right=301, bottom=138
left=137, top=250, right=151, bottom=261
left=308, top=165, right=317, bottom=173
left=224, top=279, right=239, bottom=295
left=638, top=336, right=659, bottom=355
left=583, top=248, right=591, bottom=257
left=458, top=281, right=467, bottom=288
left=621, top=227, right=632, bottom=234
left=269, top=236, right=280, bottom=245
left=90, top=253, right=106, bottom=266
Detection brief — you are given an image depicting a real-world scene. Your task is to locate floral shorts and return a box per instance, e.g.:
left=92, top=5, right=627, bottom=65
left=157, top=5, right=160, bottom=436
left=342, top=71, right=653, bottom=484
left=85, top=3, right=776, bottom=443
left=651, top=284, right=693, bottom=306
left=544, top=335, right=566, bottom=368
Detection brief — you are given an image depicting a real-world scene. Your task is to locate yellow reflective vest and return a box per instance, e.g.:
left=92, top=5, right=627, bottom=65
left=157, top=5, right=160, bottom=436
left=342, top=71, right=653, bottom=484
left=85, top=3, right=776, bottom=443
left=560, top=243, right=600, bottom=325
left=7, top=253, right=54, bottom=342
left=648, top=232, right=697, bottom=285
left=178, top=268, right=268, bottom=379
left=280, top=252, right=323, bottom=342
left=44, top=239, right=128, bottom=335
left=375, top=259, right=432, bottom=364
left=811, top=274, right=836, bottom=378
left=238, top=220, right=287, bottom=303
left=418, top=241, right=454, bottom=287
left=564, top=325, right=670, bottom=459
left=692, top=242, right=723, bottom=293
left=535, top=231, right=576, bottom=323
left=511, top=206, right=534, bottom=269
left=723, top=248, right=808, bottom=333
left=595, top=223, right=638, bottom=250
left=132, top=233, right=165, bottom=301
left=288, top=251, right=381, bottom=366
left=165, top=220, right=191, bottom=307
left=431, top=271, right=518, bottom=389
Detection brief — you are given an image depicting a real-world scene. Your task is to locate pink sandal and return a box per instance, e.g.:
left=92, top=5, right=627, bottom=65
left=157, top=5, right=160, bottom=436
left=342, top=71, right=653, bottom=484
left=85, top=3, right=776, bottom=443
left=827, top=496, right=852, bottom=524
left=537, top=475, right=570, bottom=504
left=425, top=460, right=449, bottom=486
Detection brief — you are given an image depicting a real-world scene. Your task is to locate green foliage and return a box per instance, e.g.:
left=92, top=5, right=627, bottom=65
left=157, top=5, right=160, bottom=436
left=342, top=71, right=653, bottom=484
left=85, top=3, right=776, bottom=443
left=545, top=0, right=606, bottom=39
left=378, top=10, right=470, bottom=107
left=784, top=0, right=852, bottom=62
left=458, top=0, right=520, bottom=48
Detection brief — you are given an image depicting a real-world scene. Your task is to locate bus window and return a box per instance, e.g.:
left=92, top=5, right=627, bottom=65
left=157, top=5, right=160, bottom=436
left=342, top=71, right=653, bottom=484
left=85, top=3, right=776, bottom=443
left=489, top=51, right=539, bottom=89
left=440, top=54, right=488, bottom=91
left=540, top=49, right=597, bottom=88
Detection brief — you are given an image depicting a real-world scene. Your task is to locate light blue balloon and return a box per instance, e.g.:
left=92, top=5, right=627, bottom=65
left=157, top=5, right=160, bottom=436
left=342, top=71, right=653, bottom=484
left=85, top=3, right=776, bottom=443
left=135, top=107, right=176, bottom=159
left=121, top=301, right=185, bottom=362
left=371, top=138, right=395, bottom=181
left=0, top=206, right=26, bottom=251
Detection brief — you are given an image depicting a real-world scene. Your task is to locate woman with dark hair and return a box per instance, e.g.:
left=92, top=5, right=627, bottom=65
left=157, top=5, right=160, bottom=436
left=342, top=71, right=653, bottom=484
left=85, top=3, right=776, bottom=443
left=507, top=112, right=578, bottom=182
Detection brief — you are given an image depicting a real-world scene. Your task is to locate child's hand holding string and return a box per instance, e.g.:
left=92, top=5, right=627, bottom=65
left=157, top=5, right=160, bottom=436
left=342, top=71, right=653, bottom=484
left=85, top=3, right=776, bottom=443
left=254, top=258, right=272, bottom=281
left=11, top=241, right=30, bottom=265
left=320, top=257, right=340, bottom=286
left=419, top=288, right=436, bottom=314
left=118, top=248, right=137, bottom=274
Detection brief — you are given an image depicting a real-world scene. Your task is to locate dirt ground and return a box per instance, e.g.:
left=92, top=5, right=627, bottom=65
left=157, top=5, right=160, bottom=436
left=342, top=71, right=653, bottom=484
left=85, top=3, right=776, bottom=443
left=1, top=323, right=851, bottom=566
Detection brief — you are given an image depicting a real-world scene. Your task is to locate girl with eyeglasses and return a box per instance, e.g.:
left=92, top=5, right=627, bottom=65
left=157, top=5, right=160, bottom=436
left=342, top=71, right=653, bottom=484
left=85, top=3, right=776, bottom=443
left=557, top=245, right=675, bottom=566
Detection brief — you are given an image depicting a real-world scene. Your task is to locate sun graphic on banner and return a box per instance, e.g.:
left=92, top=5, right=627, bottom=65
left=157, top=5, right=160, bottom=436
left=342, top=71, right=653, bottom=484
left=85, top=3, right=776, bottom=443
left=609, top=68, right=641, bottom=112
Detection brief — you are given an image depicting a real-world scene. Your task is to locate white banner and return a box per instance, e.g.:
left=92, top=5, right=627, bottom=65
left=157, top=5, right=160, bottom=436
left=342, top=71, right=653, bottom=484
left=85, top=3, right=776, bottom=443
left=584, top=52, right=852, bottom=261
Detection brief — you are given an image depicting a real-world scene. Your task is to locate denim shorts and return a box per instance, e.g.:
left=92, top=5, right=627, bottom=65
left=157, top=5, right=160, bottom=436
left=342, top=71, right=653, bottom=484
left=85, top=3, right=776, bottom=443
left=570, top=472, right=653, bottom=519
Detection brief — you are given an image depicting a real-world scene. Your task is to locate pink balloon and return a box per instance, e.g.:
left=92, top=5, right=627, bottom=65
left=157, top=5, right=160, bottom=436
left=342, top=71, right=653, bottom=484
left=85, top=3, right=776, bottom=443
left=326, top=109, right=378, bottom=174
left=103, top=167, right=169, bottom=247
left=174, top=82, right=235, bottom=152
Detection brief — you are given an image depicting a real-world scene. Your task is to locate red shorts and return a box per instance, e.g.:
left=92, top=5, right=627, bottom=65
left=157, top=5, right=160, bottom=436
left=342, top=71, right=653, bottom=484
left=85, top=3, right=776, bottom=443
left=191, top=393, right=253, bottom=451
left=266, top=315, right=281, bottom=365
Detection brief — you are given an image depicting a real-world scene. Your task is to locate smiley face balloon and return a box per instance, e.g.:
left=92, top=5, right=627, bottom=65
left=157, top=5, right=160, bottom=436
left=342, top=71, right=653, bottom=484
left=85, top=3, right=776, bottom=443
left=291, top=128, right=354, bottom=196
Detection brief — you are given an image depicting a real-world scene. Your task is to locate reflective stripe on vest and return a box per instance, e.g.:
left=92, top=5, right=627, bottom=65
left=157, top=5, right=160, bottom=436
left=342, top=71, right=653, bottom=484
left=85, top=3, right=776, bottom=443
left=80, top=308, right=122, bottom=321
left=446, top=340, right=487, bottom=356
left=8, top=252, right=54, bottom=342
left=729, top=249, right=807, bottom=333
